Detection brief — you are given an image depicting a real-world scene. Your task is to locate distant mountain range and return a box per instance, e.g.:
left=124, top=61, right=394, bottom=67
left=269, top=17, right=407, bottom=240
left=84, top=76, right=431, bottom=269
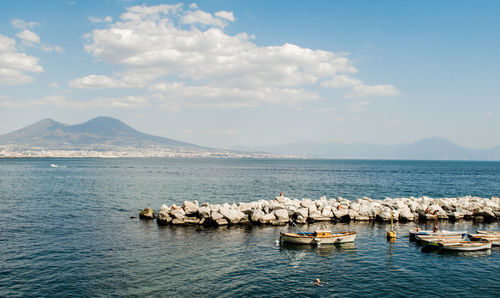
left=231, top=138, right=500, bottom=161
left=1, top=117, right=499, bottom=160
left=0, top=116, right=206, bottom=151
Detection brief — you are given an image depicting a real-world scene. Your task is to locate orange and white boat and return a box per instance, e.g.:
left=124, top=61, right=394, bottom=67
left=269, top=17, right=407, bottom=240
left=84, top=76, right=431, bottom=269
left=280, top=229, right=356, bottom=245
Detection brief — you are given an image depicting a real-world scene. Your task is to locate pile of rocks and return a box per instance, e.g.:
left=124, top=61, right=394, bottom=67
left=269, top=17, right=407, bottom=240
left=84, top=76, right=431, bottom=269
left=140, top=195, right=500, bottom=227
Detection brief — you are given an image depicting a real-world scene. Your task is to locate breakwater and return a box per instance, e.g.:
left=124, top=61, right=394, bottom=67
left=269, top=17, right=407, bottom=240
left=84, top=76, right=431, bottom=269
left=140, top=195, right=500, bottom=226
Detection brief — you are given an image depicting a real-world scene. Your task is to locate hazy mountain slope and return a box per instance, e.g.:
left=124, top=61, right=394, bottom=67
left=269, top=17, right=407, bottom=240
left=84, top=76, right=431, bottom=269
left=0, top=116, right=204, bottom=150
left=239, top=137, right=500, bottom=160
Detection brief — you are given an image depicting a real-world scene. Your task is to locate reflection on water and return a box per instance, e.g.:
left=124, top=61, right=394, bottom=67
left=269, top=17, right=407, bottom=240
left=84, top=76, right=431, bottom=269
left=280, top=242, right=356, bottom=257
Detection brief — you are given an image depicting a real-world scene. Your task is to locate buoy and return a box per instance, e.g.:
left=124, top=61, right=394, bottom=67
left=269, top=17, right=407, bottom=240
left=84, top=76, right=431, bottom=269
left=386, top=211, right=396, bottom=239
left=386, top=230, right=397, bottom=239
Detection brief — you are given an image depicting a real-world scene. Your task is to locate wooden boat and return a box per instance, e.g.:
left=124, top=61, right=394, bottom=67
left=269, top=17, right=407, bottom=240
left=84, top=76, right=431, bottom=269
left=468, top=234, right=500, bottom=246
left=280, top=229, right=356, bottom=245
left=439, top=239, right=492, bottom=251
left=476, top=230, right=500, bottom=235
left=415, top=234, right=464, bottom=244
left=409, top=229, right=467, bottom=238
left=422, top=239, right=468, bottom=247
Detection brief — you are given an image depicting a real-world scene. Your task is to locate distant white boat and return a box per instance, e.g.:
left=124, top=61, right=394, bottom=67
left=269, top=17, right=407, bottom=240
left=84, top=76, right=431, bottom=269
left=50, top=164, right=58, bottom=168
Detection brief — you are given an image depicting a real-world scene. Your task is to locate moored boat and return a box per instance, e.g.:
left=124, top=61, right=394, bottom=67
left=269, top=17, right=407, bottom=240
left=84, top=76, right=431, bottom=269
left=468, top=234, right=500, bottom=246
left=409, top=229, right=467, bottom=239
left=280, top=229, right=356, bottom=245
left=476, top=230, right=500, bottom=235
left=415, top=234, right=465, bottom=244
left=439, top=239, right=492, bottom=251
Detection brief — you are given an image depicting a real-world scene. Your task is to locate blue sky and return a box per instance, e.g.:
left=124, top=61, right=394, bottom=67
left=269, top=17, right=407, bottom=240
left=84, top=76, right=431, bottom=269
left=0, top=0, right=498, bottom=149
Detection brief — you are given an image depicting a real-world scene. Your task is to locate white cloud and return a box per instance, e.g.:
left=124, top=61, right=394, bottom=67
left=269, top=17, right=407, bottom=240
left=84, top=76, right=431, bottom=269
left=49, top=82, right=59, bottom=88
left=69, top=74, right=129, bottom=89
left=214, top=10, right=235, bottom=22
left=11, top=19, right=39, bottom=30
left=0, top=34, right=43, bottom=85
left=41, top=44, right=64, bottom=53
left=0, top=94, right=149, bottom=109
left=72, top=3, right=397, bottom=108
left=182, top=10, right=227, bottom=28
left=88, top=16, right=113, bottom=23
left=321, top=75, right=362, bottom=88
left=322, top=74, right=399, bottom=98
left=16, top=29, right=40, bottom=46
left=348, top=84, right=400, bottom=98
left=151, top=83, right=320, bottom=109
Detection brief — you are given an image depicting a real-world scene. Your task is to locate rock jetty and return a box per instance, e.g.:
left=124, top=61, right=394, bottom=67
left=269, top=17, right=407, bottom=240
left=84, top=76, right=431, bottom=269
left=141, top=195, right=500, bottom=227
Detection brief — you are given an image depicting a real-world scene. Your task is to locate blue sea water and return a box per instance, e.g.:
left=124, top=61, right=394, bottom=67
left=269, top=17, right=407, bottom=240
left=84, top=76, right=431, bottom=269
left=0, top=158, right=499, bottom=297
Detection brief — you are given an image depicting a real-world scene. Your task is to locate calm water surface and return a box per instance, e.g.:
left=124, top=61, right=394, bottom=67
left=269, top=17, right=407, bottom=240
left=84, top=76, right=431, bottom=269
left=0, top=158, right=499, bottom=297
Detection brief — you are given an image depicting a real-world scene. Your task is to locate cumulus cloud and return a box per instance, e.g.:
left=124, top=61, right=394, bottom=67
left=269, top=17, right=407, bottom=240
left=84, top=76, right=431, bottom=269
left=322, top=74, right=399, bottom=98
left=88, top=16, right=113, bottom=23
left=151, top=82, right=320, bottom=109
left=214, top=10, right=235, bottom=22
left=0, top=94, right=149, bottom=109
left=0, top=34, right=43, bottom=85
left=11, top=19, right=39, bottom=29
left=16, top=29, right=40, bottom=46
left=41, top=44, right=64, bottom=53
left=72, top=3, right=398, bottom=109
left=348, top=84, right=400, bottom=98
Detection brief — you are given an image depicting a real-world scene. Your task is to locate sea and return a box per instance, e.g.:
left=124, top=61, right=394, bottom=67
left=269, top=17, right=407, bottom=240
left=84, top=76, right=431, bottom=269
left=1, top=158, right=499, bottom=297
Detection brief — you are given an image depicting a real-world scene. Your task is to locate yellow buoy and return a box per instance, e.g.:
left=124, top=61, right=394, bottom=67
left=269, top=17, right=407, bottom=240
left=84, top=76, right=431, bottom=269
left=386, top=230, right=397, bottom=238
left=386, top=211, right=396, bottom=239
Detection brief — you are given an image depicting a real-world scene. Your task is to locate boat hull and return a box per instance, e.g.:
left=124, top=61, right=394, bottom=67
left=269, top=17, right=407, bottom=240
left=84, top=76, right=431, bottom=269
left=468, top=234, right=500, bottom=246
left=409, top=230, right=467, bottom=239
left=439, top=240, right=492, bottom=251
left=280, top=232, right=356, bottom=245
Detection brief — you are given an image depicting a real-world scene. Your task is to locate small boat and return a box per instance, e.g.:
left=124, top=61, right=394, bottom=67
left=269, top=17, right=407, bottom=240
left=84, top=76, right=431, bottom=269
left=476, top=230, right=500, bottom=235
left=409, top=229, right=466, bottom=238
left=415, top=234, right=465, bottom=244
left=468, top=234, right=500, bottom=246
left=50, top=164, right=58, bottom=168
left=439, top=239, right=492, bottom=252
left=280, top=229, right=356, bottom=245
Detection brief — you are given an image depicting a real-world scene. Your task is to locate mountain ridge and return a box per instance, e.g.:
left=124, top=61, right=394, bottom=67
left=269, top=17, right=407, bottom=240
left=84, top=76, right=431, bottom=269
left=231, top=137, right=500, bottom=161
left=0, top=116, right=204, bottom=150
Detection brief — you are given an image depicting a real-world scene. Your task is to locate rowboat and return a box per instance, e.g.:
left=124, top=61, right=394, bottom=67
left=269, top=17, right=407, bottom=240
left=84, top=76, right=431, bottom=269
left=439, top=239, right=492, bottom=252
left=279, top=229, right=356, bottom=245
left=468, top=234, right=500, bottom=246
left=415, top=234, right=465, bottom=244
left=409, top=229, right=467, bottom=239
left=476, top=230, right=500, bottom=235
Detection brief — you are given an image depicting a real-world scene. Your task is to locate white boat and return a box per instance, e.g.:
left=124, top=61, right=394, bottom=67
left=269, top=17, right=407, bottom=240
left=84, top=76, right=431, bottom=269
left=280, top=229, right=356, bottom=245
left=409, top=229, right=467, bottom=238
left=439, top=239, right=492, bottom=251
left=468, top=234, right=500, bottom=246
left=415, top=234, right=465, bottom=244
left=476, top=230, right=500, bottom=235
left=50, top=164, right=58, bottom=168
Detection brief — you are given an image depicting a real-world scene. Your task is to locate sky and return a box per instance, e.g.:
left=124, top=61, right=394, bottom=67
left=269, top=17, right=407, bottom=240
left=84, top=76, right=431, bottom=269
left=0, top=0, right=499, bottom=149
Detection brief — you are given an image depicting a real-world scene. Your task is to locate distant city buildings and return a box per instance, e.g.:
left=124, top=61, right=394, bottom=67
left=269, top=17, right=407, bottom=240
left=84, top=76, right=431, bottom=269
left=0, top=145, right=290, bottom=159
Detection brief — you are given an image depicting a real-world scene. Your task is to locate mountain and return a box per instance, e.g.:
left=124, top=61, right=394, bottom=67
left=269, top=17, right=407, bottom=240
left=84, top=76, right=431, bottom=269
left=235, top=137, right=500, bottom=161
left=0, top=116, right=205, bottom=150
